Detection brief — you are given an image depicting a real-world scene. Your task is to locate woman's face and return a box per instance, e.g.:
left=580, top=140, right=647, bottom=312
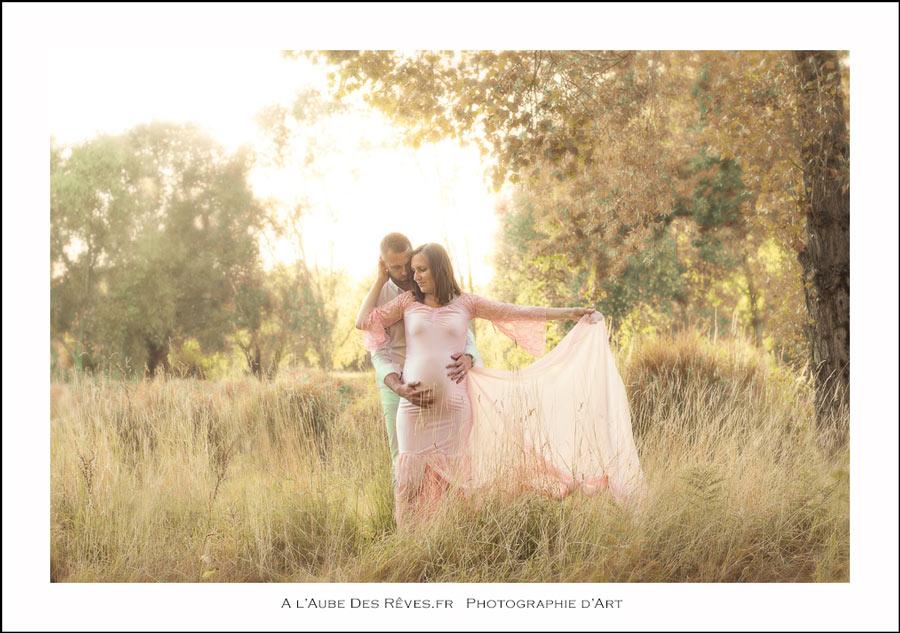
left=411, top=253, right=433, bottom=295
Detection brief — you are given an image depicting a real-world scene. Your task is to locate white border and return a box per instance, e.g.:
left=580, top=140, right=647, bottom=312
left=4, top=2, right=898, bottom=631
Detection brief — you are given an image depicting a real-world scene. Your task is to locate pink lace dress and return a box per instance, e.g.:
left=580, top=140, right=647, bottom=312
left=363, top=291, right=646, bottom=526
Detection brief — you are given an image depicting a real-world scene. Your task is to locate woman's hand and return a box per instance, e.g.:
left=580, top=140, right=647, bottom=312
left=545, top=306, right=597, bottom=321
left=569, top=307, right=596, bottom=319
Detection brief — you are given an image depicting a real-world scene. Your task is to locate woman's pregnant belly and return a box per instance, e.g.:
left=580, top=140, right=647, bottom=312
left=402, top=353, right=454, bottom=405
left=402, top=314, right=468, bottom=403
left=399, top=352, right=471, bottom=454
left=397, top=314, right=473, bottom=454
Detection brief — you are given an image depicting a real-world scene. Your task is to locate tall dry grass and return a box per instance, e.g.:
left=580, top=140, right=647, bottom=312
left=50, top=332, right=849, bottom=582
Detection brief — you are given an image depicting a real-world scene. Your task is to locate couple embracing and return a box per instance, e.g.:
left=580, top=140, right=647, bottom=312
left=356, top=233, right=645, bottom=527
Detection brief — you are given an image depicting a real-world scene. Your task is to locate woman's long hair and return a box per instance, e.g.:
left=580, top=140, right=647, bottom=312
left=410, top=243, right=462, bottom=306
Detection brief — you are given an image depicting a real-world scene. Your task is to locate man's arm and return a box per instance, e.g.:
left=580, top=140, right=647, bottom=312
left=371, top=350, right=402, bottom=391
left=372, top=348, right=435, bottom=408
left=463, top=327, right=483, bottom=368
left=355, top=257, right=390, bottom=330
left=383, top=373, right=434, bottom=408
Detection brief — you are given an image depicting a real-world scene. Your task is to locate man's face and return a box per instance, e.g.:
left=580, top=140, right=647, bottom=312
left=384, top=249, right=412, bottom=289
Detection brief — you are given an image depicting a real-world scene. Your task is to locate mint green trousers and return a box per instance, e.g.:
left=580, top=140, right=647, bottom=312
left=377, top=383, right=400, bottom=470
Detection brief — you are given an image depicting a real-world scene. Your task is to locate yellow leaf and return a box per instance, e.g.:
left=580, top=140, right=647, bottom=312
left=202, top=569, right=218, bottom=579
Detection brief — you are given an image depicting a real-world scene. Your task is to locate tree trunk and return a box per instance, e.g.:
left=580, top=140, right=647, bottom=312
left=145, top=339, right=171, bottom=377
left=742, top=256, right=763, bottom=348
left=237, top=337, right=264, bottom=379
left=250, top=343, right=263, bottom=379
left=793, top=51, right=850, bottom=439
left=266, top=343, right=285, bottom=380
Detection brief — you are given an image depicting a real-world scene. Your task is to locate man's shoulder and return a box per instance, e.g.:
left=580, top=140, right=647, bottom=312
left=376, top=281, right=403, bottom=306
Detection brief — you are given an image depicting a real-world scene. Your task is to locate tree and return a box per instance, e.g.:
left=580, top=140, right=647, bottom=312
left=51, top=134, right=145, bottom=371
left=51, top=122, right=268, bottom=376
left=687, top=50, right=850, bottom=431
left=303, top=49, right=849, bottom=434
left=229, top=263, right=332, bottom=378
left=792, top=51, right=850, bottom=430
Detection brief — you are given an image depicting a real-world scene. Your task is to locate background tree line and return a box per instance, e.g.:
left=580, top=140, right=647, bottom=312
left=299, top=50, right=849, bottom=432
left=50, top=120, right=367, bottom=380
left=50, top=50, right=850, bottom=434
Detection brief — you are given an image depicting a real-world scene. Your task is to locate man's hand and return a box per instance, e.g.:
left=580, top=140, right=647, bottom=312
left=446, top=352, right=474, bottom=384
left=385, top=372, right=435, bottom=408
left=376, top=255, right=390, bottom=285
left=396, top=381, right=435, bottom=408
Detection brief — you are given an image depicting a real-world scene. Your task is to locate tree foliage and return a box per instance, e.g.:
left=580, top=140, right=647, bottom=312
left=52, top=122, right=268, bottom=376
left=304, top=50, right=849, bottom=430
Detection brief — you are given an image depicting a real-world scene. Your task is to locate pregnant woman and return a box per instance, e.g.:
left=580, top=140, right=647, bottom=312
left=359, top=243, right=645, bottom=527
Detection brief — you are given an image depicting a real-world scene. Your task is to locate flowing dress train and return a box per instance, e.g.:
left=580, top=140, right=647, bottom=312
left=363, top=291, right=646, bottom=526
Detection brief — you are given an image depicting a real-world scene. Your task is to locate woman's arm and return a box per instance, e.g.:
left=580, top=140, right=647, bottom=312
left=360, top=291, right=413, bottom=352
left=545, top=307, right=596, bottom=321
left=463, top=294, right=596, bottom=358
left=467, top=295, right=594, bottom=323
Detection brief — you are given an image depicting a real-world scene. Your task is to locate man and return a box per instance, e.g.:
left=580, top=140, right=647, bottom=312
left=355, top=232, right=482, bottom=470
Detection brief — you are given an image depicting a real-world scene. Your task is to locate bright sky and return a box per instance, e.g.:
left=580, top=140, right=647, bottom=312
left=47, top=48, right=501, bottom=288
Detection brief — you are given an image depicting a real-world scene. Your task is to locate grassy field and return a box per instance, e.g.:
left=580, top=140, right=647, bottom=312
left=50, top=329, right=849, bottom=582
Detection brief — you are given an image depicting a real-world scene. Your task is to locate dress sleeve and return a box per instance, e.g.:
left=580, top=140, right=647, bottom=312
left=462, top=294, right=547, bottom=358
left=362, top=291, right=413, bottom=352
